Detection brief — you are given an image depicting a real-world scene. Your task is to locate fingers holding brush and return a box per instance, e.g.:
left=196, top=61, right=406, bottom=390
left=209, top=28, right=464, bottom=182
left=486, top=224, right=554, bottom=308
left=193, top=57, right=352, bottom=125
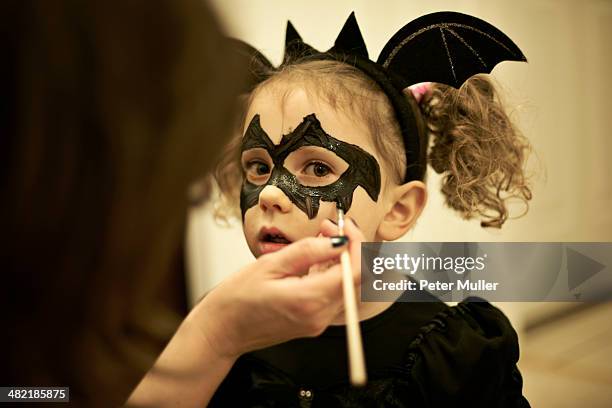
left=320, top=217, right=364, bottom=286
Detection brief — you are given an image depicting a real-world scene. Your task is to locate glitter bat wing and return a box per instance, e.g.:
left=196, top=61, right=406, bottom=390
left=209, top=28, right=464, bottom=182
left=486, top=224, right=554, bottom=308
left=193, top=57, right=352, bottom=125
left=377, top=11, right=527, bottom=89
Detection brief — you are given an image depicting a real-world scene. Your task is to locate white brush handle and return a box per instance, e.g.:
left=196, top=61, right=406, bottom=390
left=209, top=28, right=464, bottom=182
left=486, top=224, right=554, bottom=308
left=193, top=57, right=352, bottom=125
left=341, top=248, right=367, bottom=386
left=337, top=207, right=367, bottom=386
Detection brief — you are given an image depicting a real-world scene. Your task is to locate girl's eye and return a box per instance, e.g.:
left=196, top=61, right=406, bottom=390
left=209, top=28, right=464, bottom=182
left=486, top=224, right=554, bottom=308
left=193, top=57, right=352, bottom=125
left=245, top=160, right=271, bottom=176
left=255, top=162, right=270, bottom=175
left=304, top=161, right=332, bottom=178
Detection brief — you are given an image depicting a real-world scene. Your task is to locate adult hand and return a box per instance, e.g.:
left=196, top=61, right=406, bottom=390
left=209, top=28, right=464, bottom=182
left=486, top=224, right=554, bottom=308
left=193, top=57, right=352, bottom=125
left=127, top=218, right=364, bottom=407
left=191, top=217, right=364, bottom=360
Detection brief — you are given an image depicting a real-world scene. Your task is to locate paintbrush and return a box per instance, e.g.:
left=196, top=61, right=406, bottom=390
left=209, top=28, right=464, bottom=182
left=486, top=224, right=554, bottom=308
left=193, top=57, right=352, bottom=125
left=336, top=205, right=367, bottom=386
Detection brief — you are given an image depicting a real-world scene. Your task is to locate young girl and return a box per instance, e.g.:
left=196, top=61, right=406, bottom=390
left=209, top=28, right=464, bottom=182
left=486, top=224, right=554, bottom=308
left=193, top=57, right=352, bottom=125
left=209, top=12, right=531, bottom=407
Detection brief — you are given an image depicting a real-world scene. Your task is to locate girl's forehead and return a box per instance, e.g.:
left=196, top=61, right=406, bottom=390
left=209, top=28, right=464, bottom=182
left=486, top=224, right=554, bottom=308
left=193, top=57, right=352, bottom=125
left=244, top=85, right=377, bottom=155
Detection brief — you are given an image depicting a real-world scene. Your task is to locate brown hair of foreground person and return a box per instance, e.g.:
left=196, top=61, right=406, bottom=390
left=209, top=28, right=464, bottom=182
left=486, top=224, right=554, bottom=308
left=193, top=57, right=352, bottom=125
left=0, top=0, right=245, bottom=406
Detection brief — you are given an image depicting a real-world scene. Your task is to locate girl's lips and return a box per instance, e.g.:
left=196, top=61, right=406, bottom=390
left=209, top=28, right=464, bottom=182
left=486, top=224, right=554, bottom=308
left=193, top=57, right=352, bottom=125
left=258, top=226, right=293, bottom=254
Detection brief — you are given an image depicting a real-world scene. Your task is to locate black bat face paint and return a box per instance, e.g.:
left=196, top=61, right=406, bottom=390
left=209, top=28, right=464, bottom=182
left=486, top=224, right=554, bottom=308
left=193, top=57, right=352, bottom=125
left=240, top=113, right=381, bottom=219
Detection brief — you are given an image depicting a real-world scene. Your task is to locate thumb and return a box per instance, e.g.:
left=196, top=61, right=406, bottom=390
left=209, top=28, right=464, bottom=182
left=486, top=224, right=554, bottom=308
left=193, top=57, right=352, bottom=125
left=265, top=236, right=348, bottom=278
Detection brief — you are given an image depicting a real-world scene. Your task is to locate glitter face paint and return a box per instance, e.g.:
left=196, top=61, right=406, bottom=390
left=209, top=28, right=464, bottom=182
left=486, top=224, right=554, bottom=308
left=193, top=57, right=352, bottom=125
left=240, top=113, right=381, bottom=219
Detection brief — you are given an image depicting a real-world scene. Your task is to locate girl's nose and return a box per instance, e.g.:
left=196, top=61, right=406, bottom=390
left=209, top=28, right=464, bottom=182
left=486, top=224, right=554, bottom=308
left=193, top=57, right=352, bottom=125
left=258, top=185, right=292, bottom=213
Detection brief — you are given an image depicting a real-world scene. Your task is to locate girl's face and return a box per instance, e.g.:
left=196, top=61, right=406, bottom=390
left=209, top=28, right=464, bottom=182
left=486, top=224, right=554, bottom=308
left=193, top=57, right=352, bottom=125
left=241, top=84, right=396, bottom=257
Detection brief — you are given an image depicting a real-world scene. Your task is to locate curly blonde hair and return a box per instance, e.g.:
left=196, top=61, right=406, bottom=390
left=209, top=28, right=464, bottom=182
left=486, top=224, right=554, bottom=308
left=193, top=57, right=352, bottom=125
left=422, top=75, right=532, bottom=227
left=213, top=59, right=532, bottom=228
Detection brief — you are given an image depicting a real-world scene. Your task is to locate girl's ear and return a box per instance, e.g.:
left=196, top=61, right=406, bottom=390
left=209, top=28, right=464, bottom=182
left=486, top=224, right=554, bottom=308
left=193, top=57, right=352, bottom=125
left=377, top=181, right=427, bottom=241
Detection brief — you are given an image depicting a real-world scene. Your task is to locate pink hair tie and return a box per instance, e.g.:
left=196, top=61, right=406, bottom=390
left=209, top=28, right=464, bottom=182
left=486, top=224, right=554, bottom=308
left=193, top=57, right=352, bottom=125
left=408, top=82, right=431, bottom=103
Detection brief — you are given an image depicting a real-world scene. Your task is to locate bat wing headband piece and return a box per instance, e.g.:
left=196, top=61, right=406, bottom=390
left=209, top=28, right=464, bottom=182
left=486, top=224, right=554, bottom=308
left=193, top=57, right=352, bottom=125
left=231, top=11, right=527, bottom=183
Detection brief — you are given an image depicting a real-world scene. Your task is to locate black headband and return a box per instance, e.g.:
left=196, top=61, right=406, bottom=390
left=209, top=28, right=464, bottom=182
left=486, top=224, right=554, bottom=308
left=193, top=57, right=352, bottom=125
left=230, top=11, right=527, bottom=183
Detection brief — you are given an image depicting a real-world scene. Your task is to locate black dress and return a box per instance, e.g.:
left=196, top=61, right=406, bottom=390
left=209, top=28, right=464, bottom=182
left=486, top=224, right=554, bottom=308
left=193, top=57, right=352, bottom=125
left=209, top=292, right=530, bottom=407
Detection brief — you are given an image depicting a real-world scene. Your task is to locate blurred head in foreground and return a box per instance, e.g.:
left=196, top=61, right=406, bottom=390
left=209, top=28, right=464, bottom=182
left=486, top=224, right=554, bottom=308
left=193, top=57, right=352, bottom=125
left=0, top=0, right=244, bottom=405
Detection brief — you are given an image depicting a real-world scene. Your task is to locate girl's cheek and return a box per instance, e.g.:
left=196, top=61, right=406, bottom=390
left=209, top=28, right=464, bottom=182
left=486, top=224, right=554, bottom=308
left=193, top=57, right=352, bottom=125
left=342, top=187, right=383, bottom=240
left=243, top=212, right=258, bottom=241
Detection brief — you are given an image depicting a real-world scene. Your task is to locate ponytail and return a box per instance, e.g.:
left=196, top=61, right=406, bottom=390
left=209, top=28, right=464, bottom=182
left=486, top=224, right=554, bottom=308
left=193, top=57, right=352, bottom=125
left=420, top=75, right=532, bottom=228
